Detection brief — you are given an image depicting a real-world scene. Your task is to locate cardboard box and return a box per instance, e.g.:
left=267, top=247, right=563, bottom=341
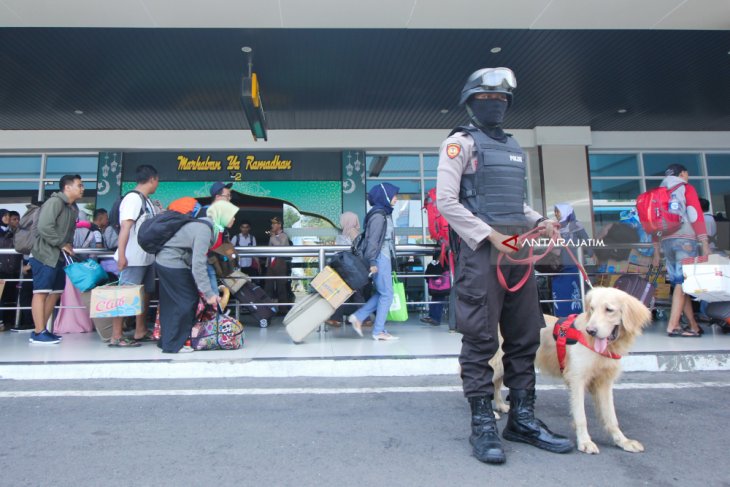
left=654, top=283, right=671, bottom=301
left=311, top=266, right=353, bottom=309
left=90, top=284, right=144, bottom=318
left=682, top=254, right=730, bottom=302
left=594, top=274, right=621, bottom=288
left=627, top=263, right=649, bottom=275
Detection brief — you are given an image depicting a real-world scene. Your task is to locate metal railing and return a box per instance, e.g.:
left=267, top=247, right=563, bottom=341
left=0, top=242, right=667, bottom=329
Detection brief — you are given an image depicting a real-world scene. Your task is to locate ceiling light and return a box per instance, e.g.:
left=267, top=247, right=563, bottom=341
left=490, top=47, right=502, bottom=54
left=440, top=109, right=449, bottom=114
left=74, top=109, right=83, bottom=115
left=617, top=108, right=627, bottom=114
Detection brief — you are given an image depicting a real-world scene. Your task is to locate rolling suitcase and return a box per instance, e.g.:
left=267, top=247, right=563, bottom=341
left=613, top=266, right=660, bottom=309
left=234, top=281, right=277, bottom=328
left=284, top=293, right=336, bottom=343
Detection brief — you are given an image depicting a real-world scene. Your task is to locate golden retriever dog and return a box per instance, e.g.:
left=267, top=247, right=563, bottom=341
left=493, top=287, right=652, bottom=454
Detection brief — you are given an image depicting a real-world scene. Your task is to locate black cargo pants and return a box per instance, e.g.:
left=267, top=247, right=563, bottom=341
left=454, top=238, right=544, bottom=397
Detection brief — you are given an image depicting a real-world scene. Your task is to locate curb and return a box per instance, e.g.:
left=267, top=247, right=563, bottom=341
left=1, top=351, right=729, bottom=380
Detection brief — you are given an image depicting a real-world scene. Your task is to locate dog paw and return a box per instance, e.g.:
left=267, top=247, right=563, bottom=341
left=578, top=440, right=600, bottom=454
left=619, top=439, right=644, bottom=453
left=494, top=403, right=510, bottom=414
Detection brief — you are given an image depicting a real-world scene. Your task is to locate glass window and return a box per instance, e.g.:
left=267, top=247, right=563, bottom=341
left=591, top=179, right=641, bottom=201
left=366, top=155, right=420, bottom=177
left=46, top=156, right=98, bottom=182
left=706, top=154, right=730, bottom=176
left=423, top=154, right=438, bottom=178
left=589, top=154, right=639, bottom=177
left=642, top=153, right=701, bottom=177
left=709, top=180, right=730, bottom=216
left=645, top=178, right=707, bottom=199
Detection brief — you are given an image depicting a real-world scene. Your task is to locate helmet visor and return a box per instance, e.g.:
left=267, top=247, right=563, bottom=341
left=479, top=68, right=516, bottom=92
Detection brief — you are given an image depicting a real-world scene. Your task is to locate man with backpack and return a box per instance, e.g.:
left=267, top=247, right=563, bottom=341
left=437, top=67, right=572, bottom=464
left=651, top=164, right=709, bottom=338
left=110, top=164, right=159, bottom=347
left=28, top=175, right=83, bottom=344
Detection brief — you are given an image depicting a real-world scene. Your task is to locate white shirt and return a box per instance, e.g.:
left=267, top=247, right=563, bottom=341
left=114, top=191, right=157, bottom=266
left=232, top=233, right=256, bottom=268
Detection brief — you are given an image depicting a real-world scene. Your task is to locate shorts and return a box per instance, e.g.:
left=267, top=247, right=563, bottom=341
left=661, top=238, right=698, bottom=285
left=30, top=257, right=66, bottom=294
left=119, top=265, right=156, bottom=294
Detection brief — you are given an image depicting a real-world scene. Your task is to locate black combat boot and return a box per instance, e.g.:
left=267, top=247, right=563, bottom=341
left=468, top=396, right=506, bottom=464
left=502, top=388, right=574, bottom=453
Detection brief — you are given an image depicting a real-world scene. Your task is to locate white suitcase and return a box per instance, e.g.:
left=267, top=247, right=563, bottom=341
left=284, top=293, right=335, bottom=343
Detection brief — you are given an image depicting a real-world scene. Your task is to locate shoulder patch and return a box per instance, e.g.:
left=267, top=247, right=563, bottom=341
left=446, top=143, right=461, bottom=159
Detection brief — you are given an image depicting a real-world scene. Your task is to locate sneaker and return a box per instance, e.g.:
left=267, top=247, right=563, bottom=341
left=47, top=331, right=63, bottom=341
left=347, top=315, right=364, bottom=337
left=420, top=317, right=440, bottom=326
left=29, top=330, right=61, bottom=345
left=10, top=324, right=34, bottom=333
left=259, top=319, right=269, bottom=328
left=178, top=345, right=194, bottom=353
left=372, top=332, right=399, bottom=341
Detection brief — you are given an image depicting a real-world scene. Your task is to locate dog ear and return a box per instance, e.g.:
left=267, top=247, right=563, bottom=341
left=621, top=294, right=652, bottom=335
left=584, top=289, right=594, bottom=318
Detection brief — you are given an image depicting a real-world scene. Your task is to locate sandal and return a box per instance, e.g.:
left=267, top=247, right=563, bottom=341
left=108, top=337, right=142, bottom=347
left=133, top=330, right=156, bottom=342
left=683, top=325, right=704, bottom=336
left=667, top=328, right=701, bottom=338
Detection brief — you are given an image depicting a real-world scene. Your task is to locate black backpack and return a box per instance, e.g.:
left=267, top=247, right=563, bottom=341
left=137, top=212, right=213, bottom=255
left=0, top=231, right=22, bottom=275
left=108, top=190, right=144, bottom=233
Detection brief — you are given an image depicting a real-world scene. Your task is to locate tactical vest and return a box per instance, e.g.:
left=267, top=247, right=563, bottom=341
left=451, top=126, right=528, bottom=227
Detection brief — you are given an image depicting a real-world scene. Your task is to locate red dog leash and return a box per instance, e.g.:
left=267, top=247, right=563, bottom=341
left=496, top=226, right=593, bottom=293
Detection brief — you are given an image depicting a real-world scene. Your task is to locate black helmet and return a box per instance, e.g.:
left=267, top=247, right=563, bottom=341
left=459, top=67, right=516, bottom=106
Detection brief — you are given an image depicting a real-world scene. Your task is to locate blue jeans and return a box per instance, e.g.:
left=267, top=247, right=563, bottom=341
left=661, top=238, right=698, bottom=285
left=353, top=252, right=393, bottom=336
left=206, top=263, right=218, bottom=295
left=428, top=301, right=444, bottom=322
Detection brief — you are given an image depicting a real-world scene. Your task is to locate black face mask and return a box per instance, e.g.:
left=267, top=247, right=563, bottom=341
left=467, top=98, right=508, bottom=127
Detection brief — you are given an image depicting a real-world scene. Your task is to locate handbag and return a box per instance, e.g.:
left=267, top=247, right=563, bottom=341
left=63, top=254, right=108, bottom=292
left=386, top=272, right=409, bottom=322
left=191, top=310, right=244, bottom=351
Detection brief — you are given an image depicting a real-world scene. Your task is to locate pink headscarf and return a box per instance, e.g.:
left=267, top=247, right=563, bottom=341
left=339, top=212, right=361, bottom=242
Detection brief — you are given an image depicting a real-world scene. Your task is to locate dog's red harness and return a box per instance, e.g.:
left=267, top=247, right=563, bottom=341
left=553, top=314, right=621, bottom=373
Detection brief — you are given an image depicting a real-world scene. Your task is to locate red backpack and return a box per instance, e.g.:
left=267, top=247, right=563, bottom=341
left=635, top=183, right=685, bottom=236
left=424, top=187, right=450, bottom=264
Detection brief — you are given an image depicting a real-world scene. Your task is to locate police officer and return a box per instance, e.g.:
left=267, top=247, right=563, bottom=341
left=437, top=67, right=574, bottom=464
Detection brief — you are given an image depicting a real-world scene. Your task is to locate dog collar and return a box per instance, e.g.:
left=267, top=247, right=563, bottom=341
left=553, top=314, right=622, bottom=373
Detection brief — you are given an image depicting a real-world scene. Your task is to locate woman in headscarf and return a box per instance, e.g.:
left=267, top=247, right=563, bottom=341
left=347, top=183, right=400, bottom=340
left=335, top=211, right=361, bottom=245
left=155, top=200, right=239, bottom=353
left=551, top=203, right=591, bottom=317
left=328, top=212, right=369, bottom=327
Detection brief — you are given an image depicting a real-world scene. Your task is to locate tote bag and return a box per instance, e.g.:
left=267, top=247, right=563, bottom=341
left=53, top=276, right=95, bottom=333
left=386, top=272, right=408, bottom=322
left=64, top=254, right=108, bottom=292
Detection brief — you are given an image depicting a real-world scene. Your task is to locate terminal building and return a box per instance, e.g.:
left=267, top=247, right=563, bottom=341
left=1, top=1, right=728, bottom=248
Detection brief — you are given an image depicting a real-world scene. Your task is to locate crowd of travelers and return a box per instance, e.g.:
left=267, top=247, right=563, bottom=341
left=1, top=158, right=728, bottom=351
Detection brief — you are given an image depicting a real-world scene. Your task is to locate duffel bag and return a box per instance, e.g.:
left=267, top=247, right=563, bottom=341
left=328, top=250, right=370, bottom=291
left=191, top=312, right=244, bottom=351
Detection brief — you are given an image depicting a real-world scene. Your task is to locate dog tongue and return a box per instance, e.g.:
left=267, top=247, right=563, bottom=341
left=594, top=337, right=608, bottom=354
